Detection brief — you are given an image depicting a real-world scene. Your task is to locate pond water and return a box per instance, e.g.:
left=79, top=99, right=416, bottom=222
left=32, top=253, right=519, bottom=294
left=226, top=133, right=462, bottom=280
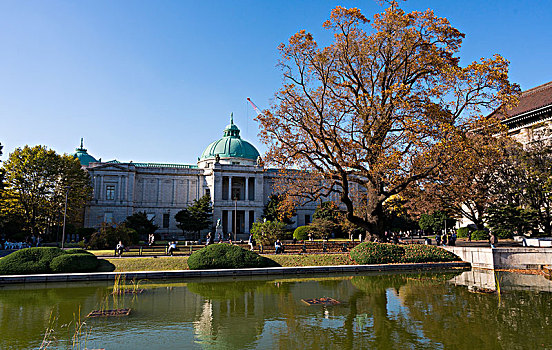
left=1, top=269, right=551, bottom=349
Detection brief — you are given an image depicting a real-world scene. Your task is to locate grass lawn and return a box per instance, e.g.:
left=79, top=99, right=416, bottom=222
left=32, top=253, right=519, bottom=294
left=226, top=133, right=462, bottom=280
left=106, top=253, right=354, bottom=272
left=269, top=253, right=355, bottom=267
left=106, top=256, right=189, bottom=272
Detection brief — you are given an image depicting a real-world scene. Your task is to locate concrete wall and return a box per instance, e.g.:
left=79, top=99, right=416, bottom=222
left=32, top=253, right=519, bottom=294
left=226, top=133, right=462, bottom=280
left=445, top=246, right=552, bottom=270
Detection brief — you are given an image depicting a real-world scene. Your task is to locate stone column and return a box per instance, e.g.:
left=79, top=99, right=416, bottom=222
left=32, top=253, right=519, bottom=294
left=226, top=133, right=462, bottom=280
left=142, top=179, right=146, bottom=204
left=99, top=175, right=104, bottom=200
left=245, top=177, right=249, bottom=201
left=244, top=210, right=250, bottom=233
left=122, top=176, right=127, bottom=201
left=157, top=179, right=161, bottom=203
left=228, top=176, right=232, bottom=200
left=117, top=175, right=122, bottom=201
left=186, top=179, right=190, bottom=204
left=228, top=210, right=233, bottom=235
left=172, top=179, right=176, bottom=205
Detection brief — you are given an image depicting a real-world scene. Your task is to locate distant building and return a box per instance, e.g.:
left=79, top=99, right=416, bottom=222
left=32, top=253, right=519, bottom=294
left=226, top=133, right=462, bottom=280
left=74, top=116, right=317, bottom=239
left=501, top=81, right=552, bottom=145
left=456, top=81, right=552, bottom=229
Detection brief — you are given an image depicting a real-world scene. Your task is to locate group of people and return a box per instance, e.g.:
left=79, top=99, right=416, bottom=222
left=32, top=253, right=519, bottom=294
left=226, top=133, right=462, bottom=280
left=1, top=234, right=42, bottom=250
left=434, top=232, right=457, bottom=246
left=115, top=239, right=178, bottom=257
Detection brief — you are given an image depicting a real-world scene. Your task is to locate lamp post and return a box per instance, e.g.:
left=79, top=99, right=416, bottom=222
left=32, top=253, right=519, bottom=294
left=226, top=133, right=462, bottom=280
left=61, top=186, right=69, bottom=249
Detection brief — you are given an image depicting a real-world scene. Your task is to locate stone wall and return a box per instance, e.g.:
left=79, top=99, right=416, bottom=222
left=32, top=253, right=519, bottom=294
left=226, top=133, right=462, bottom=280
left=445, top=246, right=552, bottom=270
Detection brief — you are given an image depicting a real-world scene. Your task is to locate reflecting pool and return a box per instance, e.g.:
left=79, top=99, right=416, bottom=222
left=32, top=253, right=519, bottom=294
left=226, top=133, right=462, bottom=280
left=1, top=270, right=551, bottom=349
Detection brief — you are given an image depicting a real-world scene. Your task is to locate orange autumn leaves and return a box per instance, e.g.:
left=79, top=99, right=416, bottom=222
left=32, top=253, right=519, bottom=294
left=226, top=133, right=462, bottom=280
left=256, top=4, right=520, bottom=238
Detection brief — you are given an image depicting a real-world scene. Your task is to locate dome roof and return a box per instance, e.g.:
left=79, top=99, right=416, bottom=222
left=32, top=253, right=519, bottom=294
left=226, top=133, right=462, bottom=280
left=200, top=114, right=260, bottom=161
left=73, top=139, right=98, bottom=166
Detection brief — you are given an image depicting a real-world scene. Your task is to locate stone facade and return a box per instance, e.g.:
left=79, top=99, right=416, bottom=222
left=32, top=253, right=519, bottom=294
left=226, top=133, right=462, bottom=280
left=78, top=119, right=317, bottom=239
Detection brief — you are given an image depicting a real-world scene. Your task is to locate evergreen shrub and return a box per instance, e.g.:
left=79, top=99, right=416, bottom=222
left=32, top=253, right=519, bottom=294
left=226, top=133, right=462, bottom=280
left=65, top=248, right=94, bottom=255
left=0, top=247, right=64, bottom=275
left=349, top=242, right=405, bottom=264
left=456, top=227, right=471, bottom=238
left=293, top=226, right=310, bottom=240
left=402, top=244, right=459, bottom=263
left=471, top=230, right=489, bottom=241
left=494, top=229, right=513, bottom=239
left=350, top=242, right=459, bottom=264
left=50, top=254, right=99, bottom=273
left=188, top=244, right=280, bottom=270
left=0, top=247, right=101, bottom=275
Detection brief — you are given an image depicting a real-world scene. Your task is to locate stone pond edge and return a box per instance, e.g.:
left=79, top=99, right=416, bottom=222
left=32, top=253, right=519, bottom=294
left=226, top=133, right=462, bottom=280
left=0, top=261, right=470, bottom=284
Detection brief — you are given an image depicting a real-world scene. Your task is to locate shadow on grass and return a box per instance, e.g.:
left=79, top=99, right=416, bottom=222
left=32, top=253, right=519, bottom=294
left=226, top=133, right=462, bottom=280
left=96, top=259, right=116, bottom=272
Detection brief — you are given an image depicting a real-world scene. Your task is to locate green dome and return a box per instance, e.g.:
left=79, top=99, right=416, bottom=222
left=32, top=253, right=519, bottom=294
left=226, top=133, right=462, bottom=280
left=72, top=139, right=98, bottom=166
left=200, top=115, right=260, bottom=161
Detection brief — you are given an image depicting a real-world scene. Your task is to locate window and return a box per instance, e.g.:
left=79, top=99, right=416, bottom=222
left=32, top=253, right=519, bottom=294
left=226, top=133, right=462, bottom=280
left=163, top=214, right=170, bottom=228
left=106, top=185, right=115, bottom=200
left=305, top=215, right=311, bottom=225
left=104, top=212, right=113, bottom=223
left=205, top=188, right=211, bottom=198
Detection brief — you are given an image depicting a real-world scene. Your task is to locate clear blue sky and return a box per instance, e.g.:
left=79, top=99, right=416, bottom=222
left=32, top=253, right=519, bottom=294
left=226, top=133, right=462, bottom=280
left=1, top=0, right=551, bottom=164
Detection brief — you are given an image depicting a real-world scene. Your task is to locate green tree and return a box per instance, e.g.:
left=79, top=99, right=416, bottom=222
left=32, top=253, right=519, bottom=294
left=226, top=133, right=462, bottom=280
left=0, top=145, right=92, bottom=238
left=124, top=211, right=159, bottom=240
left=262, top=194, right=295, bottom=225
left=383, top=196, right=418, bottom=234
left=308, top=217, right=338, bottom=239
left=88, top=222, right=138, bottom=249
left=490, top=140, right=552, bottom=235
left=485, top=204, right=538, bottom=238
left=418, top=214, right=435, bottom=234
left=418, top=211, right=454, bottom=234
left=250, top=220, right=287, bottom=245
left=175, top=194, right=213, bottom=240
left=313, top=202, right=340, bottom=223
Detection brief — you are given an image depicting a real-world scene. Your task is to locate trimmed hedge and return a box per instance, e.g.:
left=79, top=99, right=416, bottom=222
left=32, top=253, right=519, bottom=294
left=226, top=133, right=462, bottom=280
left=0, top=247, right=64, bottom=275
left=456, top=227, right=470, bottom=238
left=402, top=244, right=459, bottom=263
left=293, top=226, right=310, bottom=240
left=50, top=254, right=99, bottom=273
left=188, top=243, right=280, bottom=270
left=471, top=230, right=489, bottom=241
left=65, top=248, right=94, bottom=255
left=350, top=242, right=459, bottom=265
left=0, top=247, right=101, bottom=275
left=349, top=242, right=405, bottom=264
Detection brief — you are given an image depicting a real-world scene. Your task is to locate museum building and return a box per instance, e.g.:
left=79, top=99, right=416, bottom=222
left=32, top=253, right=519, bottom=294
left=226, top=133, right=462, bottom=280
left=499, top=80, right=552, bottom=145
left=74, top=116, right=317, bottom=238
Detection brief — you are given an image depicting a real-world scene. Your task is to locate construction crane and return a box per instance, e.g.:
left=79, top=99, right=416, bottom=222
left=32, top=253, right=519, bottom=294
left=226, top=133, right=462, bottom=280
left=246, top=97, right=264, bottom=116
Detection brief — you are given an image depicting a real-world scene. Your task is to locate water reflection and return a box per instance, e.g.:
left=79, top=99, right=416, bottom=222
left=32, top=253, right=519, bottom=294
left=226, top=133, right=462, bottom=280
left=0, top=270, right=551, bottom=349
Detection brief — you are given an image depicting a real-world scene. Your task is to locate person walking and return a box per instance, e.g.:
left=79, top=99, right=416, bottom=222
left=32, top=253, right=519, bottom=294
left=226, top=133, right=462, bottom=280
left=490, top=232, right=497, bottom=249
left=450, top=232, right=457, bottom=246
left=248, top=233, right=256, bottom=251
